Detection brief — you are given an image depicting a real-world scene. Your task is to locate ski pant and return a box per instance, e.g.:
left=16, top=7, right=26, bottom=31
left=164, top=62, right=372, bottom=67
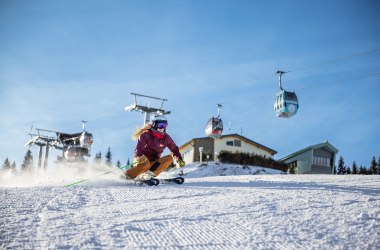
left=125, top=155, right=174, bottom=179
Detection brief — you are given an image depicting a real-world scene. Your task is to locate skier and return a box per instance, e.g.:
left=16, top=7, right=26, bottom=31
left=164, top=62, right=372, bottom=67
left=125, top=115, right=185, bottom=180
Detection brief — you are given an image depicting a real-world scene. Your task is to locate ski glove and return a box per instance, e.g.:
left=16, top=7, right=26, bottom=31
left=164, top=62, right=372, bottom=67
left=134, top=155, right=148, bottom=165
left=178, top=159, right=186, bottom=167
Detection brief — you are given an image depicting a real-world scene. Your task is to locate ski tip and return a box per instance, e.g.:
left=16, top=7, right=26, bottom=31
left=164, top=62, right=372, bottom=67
left=174, top=177, right=185, bottom=184
left=149, top=178, right=160, bottom=186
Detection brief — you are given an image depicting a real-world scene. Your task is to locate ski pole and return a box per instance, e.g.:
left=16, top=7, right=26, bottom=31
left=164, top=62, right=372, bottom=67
left=65, top=171, right=112, bottom=187
left=119, top=162, right=136, bottom=170
left=65, top=162, right=136, bottom=187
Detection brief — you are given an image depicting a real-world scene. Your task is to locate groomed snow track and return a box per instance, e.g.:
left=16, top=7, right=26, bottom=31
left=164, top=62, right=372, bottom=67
left=1, top=175, right=379, bottom=249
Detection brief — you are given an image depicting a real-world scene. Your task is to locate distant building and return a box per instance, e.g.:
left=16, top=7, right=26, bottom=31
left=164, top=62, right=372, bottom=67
left=280, top=141, right=339, bottom=174
left=179, top=134, right=277, bottom=164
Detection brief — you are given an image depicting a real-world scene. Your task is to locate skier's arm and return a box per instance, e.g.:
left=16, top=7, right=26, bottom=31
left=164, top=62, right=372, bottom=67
left=165, top=135, right=183, bottom=161
left=134, top=133, right=148, bottom=158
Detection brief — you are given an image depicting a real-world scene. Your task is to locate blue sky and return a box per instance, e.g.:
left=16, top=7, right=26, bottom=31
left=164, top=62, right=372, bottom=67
left=1, top=0, right=379, bottom=169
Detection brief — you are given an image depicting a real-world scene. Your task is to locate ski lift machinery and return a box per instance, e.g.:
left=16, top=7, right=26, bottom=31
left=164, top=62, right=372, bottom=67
left=25, top=121, right=93, bottom=166
left=274, top=71, right=299, bottom=118
left=59, top=121, right=93, bottom=162
left=205, top=104, right=223, bottom=138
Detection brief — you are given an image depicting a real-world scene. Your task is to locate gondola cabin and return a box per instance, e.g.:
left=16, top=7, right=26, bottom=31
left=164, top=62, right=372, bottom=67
left=205, top=117, right=223, bottom=138
left=274, top=90, right=299, bottom=118
left=274, top=70, right=299, bottom=118
left=80, top=131, right=94, bottom=148
left=58, top=131, right=93, bottom=161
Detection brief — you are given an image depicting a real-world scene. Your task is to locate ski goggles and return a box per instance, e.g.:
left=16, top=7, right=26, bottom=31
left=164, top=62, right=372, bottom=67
left=156, top=122, right=168, bottom=129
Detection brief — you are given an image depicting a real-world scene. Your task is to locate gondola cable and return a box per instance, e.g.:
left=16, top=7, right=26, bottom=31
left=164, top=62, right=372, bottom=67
left=287, top=48, right=380, bottom=73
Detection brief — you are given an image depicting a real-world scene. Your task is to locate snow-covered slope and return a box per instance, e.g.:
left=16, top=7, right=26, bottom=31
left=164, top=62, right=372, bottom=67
left=164, top=162, right=284, bottom=178
left=1, top=163, right=379, bottom=249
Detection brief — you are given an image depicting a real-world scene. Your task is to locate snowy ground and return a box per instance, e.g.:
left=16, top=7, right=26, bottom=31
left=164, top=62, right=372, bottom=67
left=1, top=163, right=379, bottom=249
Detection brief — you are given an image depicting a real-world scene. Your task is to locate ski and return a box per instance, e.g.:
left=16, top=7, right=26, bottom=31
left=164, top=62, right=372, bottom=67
left=135, top=178, right=160, bottom=186
left=122, top=174, right=183, bottom=186
left=126, top=178, right=160, bottom=186
left=153, top=177, right=185, bottom=185
left=121, top=174, right=159, bottom=186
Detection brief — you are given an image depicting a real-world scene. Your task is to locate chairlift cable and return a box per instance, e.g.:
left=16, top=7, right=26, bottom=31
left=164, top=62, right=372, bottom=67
left=296, top=72, right=380, bottom=90
left=76, top=48, right=380, bottom=122
left=173, top=48, right=380, bottom=98
left=287, top=48, right=380, bottom=73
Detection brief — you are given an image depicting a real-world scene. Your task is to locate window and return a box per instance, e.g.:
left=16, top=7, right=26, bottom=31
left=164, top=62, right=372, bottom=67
left=288, top=161, right=297, bottom=168
left=226, top=140, right=241, bottom=147
left=313, top=156, right=331, bottom=167
left=183, top=149, right=192, bottom=158
left=234, top=140, right=241, bottom=147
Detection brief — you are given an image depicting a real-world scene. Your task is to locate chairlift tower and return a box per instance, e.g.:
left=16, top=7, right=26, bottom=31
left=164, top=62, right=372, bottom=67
left=25, top=128, right=58, bottom=169
left=125, top=93, right=171, bottom=125
left=25, top=121, right=94, bottom=168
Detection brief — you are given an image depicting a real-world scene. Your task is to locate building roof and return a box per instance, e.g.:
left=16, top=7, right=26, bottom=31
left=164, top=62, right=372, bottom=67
left=279, top=141, right=339, bottom=161
left=179, top=133, right=277, bottom=155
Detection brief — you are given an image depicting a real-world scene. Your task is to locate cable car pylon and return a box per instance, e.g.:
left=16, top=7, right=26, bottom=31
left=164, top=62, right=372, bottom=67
left=125, top=93, right=171, bottom=125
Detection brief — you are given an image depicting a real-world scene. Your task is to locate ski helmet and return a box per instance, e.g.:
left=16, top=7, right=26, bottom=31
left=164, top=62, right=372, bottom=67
left=152, top=115, right=168, bottom=129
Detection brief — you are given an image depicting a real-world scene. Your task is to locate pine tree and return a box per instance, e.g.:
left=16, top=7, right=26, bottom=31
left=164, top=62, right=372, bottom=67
left=352, top=161, right=358, bottom=174
left=378, top=157, right=380, bottom=175
left=358, top=165, right=367, bottom=175
left=21, top=150, right=34, bottom=172
left=337, top=156, right=345, bottom=174
left=94, top=151, right=102, bottom=164
left=2, top=158, right=11, bottom=171
left=105, top=147, right=112, bottom=166
left=122, top=158, right=132, bottom=170
left=11, top=161, right=17, bottom=174
left=369, top=156, right=377, bottom=175
left=116, top=160, right=121, bottom=168
left=346, top=167, right=351, bottom=174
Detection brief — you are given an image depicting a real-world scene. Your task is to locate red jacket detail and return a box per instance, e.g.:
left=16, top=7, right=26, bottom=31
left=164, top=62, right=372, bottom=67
left=134, top=130, right=182, bottom=162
